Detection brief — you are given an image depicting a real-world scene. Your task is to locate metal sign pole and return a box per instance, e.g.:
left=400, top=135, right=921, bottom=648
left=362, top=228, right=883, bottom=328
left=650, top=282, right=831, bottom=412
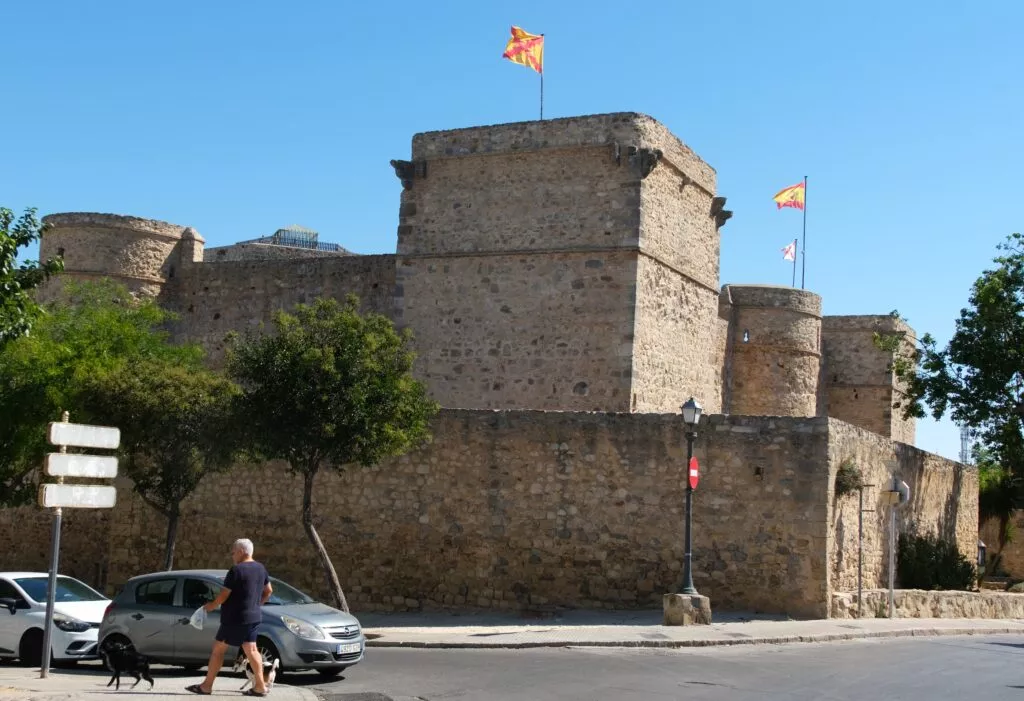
left=40, top=411, right=69, bottom=678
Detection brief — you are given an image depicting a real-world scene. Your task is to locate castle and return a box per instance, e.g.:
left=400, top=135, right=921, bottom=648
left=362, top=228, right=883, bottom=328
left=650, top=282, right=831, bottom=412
left=5, top=113, right=974, bottom=617
left=40, top=112, right=914, bottom=443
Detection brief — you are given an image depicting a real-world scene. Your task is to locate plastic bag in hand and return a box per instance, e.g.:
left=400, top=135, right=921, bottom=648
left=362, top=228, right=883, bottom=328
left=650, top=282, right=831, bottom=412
left=189, top=607, right=207, bottom=630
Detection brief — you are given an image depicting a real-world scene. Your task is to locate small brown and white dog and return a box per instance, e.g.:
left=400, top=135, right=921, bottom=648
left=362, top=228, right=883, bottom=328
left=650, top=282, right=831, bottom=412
left=233, top=652, right=279, bottom=692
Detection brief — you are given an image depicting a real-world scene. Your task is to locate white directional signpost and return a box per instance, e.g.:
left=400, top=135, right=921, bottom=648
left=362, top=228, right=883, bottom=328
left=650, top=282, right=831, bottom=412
left=38, top=412, right=120, bottom=679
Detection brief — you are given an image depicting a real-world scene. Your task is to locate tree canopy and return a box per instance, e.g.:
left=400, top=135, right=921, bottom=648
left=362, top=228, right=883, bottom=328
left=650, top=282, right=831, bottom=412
left=228, top=295, right=438, bottom=610
left=895, top=232, right=1024, bottom=555
left=0, top=207, right=63, bottom=347
left=0, top=279, right=204, bottom=508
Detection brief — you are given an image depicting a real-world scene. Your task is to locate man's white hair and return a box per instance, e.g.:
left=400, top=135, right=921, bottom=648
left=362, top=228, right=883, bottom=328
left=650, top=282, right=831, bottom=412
left=233, top=538, right=254, bottom=557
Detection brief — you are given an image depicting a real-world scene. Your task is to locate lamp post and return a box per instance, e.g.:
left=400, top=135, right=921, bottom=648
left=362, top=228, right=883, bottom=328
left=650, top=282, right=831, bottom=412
left=680, top=397, right=702, bottom=596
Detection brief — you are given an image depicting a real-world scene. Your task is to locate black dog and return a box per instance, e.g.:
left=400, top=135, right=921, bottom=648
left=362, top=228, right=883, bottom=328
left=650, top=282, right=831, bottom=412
left=100, top=640, right=155, bottom=691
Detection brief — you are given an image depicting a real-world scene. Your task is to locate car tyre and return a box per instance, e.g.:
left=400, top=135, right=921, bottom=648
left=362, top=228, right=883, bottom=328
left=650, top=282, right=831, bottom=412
left=99, top=633, right=135, bottom=659
left=18, top=629, right=44, bottom=668
left=243, top=636, right=282, bottom=678
left=316, top=666, right=345, bottom=678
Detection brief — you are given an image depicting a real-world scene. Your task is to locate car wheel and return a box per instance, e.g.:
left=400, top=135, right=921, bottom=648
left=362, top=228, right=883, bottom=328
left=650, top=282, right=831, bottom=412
left=99, top=633, right=135, bottom=662
left=316, top=666, right=345, bottom=678
left=18, top=629, right=44, bottom=668
left=255, top=637, right=281, bottom=671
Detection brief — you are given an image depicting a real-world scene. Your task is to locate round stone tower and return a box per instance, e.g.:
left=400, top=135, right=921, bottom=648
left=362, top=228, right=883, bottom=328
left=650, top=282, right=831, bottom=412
left=723, top=285, right=822, bottom=417
left=40, top=213, right=199, bottom=298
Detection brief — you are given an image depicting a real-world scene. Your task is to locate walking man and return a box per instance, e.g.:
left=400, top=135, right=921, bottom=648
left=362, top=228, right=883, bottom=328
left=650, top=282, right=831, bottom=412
left=187, top=538, right=273, bottom=697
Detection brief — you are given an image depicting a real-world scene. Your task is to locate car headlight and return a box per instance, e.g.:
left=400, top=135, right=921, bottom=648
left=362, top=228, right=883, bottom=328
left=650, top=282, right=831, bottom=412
left=280, top=615, right=324, bottom=640
left=53, top=613, right=91, bottom=633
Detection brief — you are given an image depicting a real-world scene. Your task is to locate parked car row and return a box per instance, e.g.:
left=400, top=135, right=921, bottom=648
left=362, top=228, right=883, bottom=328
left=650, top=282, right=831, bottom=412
left=0, top=569, right=364, bottom=677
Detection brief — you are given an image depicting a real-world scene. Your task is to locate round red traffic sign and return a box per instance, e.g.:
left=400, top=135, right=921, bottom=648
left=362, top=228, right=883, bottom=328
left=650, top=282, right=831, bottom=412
left=688, top=456, right=699, bottom=490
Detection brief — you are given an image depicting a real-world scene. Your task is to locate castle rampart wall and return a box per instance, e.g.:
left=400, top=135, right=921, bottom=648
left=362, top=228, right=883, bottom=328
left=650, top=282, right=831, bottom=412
left=0, top=411, right=973, bottom=618
left=168, top=254, right=396, bottom=366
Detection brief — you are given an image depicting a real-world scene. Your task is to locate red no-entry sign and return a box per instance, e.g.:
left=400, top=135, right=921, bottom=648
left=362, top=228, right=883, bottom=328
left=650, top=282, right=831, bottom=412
left=688, top=457, right=699, bottom=490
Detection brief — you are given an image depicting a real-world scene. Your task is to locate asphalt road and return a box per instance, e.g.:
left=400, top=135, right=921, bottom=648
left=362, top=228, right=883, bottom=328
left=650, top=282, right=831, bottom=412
left=305, top=635, right=1024, bottom=701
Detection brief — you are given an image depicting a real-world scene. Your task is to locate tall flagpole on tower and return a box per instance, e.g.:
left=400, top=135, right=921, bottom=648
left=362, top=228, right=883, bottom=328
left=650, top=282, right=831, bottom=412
left=801, top=175, right=808, bottom=289
left=540, top=57, right=544, bottom=120
left=791, top=238, right=798, bottom=287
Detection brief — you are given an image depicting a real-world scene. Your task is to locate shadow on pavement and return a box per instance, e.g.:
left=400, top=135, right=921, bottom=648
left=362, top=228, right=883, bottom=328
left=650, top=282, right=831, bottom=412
left=357, top=609, right=791, bottom=629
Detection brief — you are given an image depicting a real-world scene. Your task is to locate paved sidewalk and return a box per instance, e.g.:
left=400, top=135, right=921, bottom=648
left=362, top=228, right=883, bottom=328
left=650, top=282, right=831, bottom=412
left=0, top=665, right=319, bottom=700
left=358, top=609, right=1024, bottom=649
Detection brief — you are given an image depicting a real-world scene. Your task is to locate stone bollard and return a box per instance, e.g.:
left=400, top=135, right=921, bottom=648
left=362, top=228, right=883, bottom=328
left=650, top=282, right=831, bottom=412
left=663, top=593, right=713, bottom=626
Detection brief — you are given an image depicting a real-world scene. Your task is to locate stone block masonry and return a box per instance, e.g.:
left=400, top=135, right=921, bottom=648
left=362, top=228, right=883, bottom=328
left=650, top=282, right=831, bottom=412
left=0, top=411, right=974, bottom=619
left=827, top=421, right=978, bottom=596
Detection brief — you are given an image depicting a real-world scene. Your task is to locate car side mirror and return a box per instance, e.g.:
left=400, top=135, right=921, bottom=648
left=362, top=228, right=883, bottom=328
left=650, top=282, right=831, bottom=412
left=0, top=597, right=17, bottom=615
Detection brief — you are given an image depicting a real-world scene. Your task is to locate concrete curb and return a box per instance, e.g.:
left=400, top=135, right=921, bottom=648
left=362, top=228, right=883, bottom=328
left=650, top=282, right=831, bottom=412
left=365, top=626, right=1024, bottom=650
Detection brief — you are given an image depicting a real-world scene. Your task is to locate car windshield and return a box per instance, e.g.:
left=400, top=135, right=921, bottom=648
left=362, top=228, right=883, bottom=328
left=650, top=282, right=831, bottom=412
left=265, top=578, right=315, bottom=605
left=15, top=576, right=106, bottom=603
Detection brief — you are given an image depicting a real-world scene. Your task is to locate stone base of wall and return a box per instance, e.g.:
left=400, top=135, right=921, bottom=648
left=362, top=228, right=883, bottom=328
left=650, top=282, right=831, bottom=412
left=831, top=589, right=1024, bottom=619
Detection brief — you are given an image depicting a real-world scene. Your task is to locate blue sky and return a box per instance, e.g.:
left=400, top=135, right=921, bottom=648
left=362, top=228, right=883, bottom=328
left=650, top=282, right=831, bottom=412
left=5, top=1, right=1022, bottom=461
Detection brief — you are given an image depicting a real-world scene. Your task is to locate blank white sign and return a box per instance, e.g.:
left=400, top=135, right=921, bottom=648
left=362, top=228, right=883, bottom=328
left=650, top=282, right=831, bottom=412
left=47, top=422, right=120, bottom=450
left=44, top=453, right=118, bottom=478
left=38, top=484, right=117, bottom=509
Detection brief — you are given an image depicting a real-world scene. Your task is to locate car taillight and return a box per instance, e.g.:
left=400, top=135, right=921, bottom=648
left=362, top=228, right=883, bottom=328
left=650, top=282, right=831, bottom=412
left=103, top=603, right=115, bottom=619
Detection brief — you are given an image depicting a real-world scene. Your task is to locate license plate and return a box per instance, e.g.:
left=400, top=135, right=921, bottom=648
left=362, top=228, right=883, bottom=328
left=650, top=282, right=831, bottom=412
left=336, top=643, right=361, bottom=654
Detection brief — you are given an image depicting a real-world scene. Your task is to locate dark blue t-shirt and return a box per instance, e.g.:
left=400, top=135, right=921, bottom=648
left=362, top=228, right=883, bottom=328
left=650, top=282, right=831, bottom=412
left=221, top=561, right=269, bottom=626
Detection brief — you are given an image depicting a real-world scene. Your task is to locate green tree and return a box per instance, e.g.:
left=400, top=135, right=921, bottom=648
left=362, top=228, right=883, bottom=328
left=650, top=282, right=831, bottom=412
left=0, top=280, right=203, bottom=508
left=228, top=296, right=438, bottom=611
left=895, top=232, right=1024, bottom=482
left=79, top=361, right=242, bottom=570
left=0, top=207, right=63, bottom=346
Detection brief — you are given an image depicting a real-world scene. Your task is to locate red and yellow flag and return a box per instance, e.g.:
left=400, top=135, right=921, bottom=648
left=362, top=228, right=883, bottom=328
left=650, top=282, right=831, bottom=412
left=502, top=26, right=544, bottom=74
left=773, top=181, right=805, bottom=210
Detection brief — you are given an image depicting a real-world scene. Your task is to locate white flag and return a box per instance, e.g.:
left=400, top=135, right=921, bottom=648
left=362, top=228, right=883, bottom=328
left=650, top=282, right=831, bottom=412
left=782, top=241, right=796, bottom=262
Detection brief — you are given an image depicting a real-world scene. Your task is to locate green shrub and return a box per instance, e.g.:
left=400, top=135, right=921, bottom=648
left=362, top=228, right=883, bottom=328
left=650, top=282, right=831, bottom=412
left=835, top=458, right=864, bottom=498
left=897, top=532, right=976, bottom=590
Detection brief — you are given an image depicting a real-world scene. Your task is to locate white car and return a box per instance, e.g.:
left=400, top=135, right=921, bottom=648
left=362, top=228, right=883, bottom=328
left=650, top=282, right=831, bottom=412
left=0, top=572, right=110, bottom=666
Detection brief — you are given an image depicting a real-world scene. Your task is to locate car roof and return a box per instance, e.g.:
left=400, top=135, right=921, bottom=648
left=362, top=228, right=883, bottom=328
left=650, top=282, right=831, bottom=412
left=126, top=569, right=228, bottom=583
left=0, top=572, right=80, bottom=579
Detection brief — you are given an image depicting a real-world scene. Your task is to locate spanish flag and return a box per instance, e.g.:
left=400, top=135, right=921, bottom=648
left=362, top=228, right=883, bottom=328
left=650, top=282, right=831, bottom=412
left=503, top=26, right=544, bottom=74
left=773, top=182, right=805, bottom=210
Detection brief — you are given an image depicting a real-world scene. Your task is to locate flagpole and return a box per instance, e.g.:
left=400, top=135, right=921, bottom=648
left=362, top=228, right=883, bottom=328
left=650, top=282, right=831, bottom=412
left=540, top=70, right=544, bottom=120
left=792, top=238, right=797, bottom=287
left=800, top=175, right=808, bottom=289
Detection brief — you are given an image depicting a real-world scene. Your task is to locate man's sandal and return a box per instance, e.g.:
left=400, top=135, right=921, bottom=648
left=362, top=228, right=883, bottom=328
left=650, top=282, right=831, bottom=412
left=242, top=690, right=268, bottom=697
left=186, top=684, right=212, bottom=695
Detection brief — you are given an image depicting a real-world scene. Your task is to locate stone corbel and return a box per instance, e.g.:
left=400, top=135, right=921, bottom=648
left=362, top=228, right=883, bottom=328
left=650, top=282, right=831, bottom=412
left=390, top=159, right=427, bottom=190
left=632, top=147, right=663, bottom=179
left=711, top=196, right=733, bottom=230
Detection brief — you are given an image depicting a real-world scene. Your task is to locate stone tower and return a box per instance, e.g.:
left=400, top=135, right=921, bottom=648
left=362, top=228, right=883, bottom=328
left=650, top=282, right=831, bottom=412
left=39, top=213, right=203, bottom=300
left=720, top=285, right=823, bottom=417
left=390, top=112, right=732, bottom=413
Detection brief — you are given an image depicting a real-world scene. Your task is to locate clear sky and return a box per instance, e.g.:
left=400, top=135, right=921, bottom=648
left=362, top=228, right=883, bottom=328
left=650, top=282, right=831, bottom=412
left=4, top=1, right=1022, bottom=461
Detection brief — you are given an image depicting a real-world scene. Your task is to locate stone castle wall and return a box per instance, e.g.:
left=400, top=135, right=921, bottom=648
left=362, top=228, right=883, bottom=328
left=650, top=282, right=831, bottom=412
left=0, top=411, right=974, bottom=618
left=394, top=252, right=637, bottom=410
left=827, top=422, right=978, bottom=594
left=167, top=255, right=397, bottom=366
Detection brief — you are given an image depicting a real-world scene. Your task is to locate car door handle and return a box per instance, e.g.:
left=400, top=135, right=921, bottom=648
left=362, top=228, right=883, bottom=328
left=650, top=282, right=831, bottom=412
left=131, top=613, right=145, bottom=620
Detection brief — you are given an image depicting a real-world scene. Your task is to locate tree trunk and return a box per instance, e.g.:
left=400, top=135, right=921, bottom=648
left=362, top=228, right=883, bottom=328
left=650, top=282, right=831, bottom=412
left=163, top=506, right=180, bottom=571
left=302, top=468, right=350, bottom=612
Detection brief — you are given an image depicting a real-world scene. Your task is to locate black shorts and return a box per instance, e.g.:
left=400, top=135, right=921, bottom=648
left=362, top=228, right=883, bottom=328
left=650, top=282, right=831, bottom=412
left=215, top=623, right=260, bottom=646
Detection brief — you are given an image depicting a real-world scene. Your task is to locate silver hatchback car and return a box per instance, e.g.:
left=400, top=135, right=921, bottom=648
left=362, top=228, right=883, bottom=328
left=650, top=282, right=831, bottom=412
left=98, top=570, right=364, bottom=677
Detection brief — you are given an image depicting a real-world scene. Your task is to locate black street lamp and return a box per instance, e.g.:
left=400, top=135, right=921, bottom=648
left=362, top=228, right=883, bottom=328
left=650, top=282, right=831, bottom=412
left=680, top=397, right=702, bottom=596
